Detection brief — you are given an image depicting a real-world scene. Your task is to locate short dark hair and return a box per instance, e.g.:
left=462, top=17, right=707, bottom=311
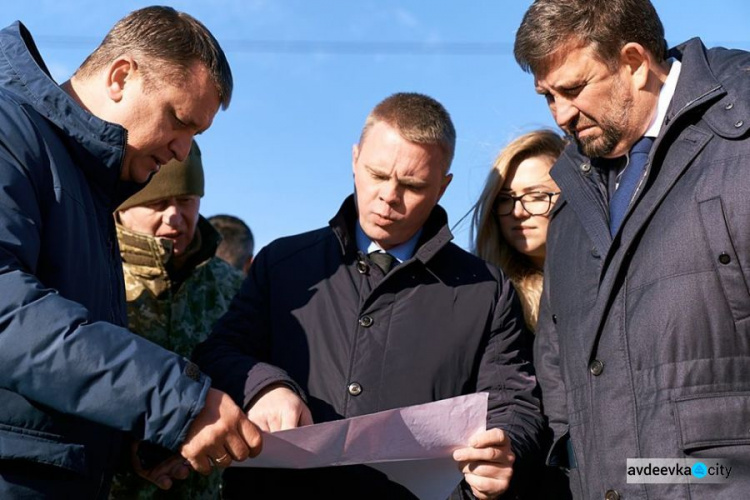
left=514, top=0, right=667, bottom=75
left=208, top=214, right=254, bottom=271
left=76, top=6, right=233, bottom=109
left=359, top=92, right=456, bottom=170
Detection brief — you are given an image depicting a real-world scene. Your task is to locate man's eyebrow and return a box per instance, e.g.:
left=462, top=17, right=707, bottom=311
left=174, top=108, right=208, bottom=134
left=365, top=164, right=389, bottom=176
left=398, top=177, right=428, bottom=187
left=184, top=117, right=203, bottom=131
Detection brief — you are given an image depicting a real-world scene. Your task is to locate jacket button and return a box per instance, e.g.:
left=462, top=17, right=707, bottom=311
left=589, top=359, right=604, bottom=376
left=591, top=247, right=601, bottom=259
left=356, top=260, right=368, bottom=274
left=580, top=163, right=591, bottom=173
left=359, top=315, right=373, bottom=327
left=719, top=252, right=731, bottom=265
left=348, top=382, right=362, bottom=396
left=184, top=362, right=201, bottom=382
left=725, top=102, right=734, bottom=110
left=735, top=120, right=744, bottom=128
left=604, top=490, right=620, bottom=500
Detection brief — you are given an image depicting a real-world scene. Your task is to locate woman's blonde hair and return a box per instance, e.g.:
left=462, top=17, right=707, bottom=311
left=471, top=130, right=566, bottom=330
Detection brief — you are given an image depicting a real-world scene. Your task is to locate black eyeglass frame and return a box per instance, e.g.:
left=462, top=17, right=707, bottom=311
left=494, top=191, right=561, bottom=216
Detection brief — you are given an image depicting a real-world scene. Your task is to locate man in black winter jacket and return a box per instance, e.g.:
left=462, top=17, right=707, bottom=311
left=194, top=92, right=543, bottom=500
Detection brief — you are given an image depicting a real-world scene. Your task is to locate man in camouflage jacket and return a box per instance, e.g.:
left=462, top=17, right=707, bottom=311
left=112, top=141, right=243, bottom=499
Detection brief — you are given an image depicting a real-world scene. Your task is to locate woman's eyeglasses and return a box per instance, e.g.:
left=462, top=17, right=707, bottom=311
left=494, top=191, right=560, bottom=216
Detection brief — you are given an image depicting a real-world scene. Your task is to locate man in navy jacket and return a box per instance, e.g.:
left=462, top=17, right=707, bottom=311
left=515, top=0, right=750, bottom=498
left=195, top=93, right=543, bottom=499
left=0, top=7, right=260, bottom=498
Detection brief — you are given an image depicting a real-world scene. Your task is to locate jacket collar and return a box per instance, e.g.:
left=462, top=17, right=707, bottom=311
left=668, top=38, right=750, bottom=139
left=583, top=38, right=739, bottom=359
left=328, top=194, right=454, bottom=265
left=0, top=22, right=130, bottom=204
left=609, top=37, right=728, bottom=260
left=551, top=38, right=734, bottom=269
left=117, top=216, right=220, bottom=295
left=551, top=146, right=613, bottom=261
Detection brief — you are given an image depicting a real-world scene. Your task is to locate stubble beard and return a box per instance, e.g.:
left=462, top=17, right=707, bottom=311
left=574, top=121, right=623, bottom=159
left=572, top=79, right=634, bottom=159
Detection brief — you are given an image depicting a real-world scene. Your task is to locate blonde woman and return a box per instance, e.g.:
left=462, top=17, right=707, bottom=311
left=472, top=130, right=566, bottom=331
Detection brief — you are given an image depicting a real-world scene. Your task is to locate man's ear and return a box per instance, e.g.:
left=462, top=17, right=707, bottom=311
left=106, top=56, right=138, bottom=102
left=438, top=173, right=453, bottom=200
left=619, top=42, right=650, bottom=91
left=352, top=144, right=359, bottom=175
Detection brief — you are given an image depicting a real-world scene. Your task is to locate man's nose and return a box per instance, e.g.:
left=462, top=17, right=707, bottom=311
left=552, top=98, right=577, bottom=130
left=162, top=202, right=182, bottom=225
left=171, top=135, right=193, bottom=162
left=379, top=180, right=401, bottom=204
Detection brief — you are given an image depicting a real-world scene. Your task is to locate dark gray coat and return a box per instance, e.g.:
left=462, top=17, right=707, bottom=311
left=537, top=39, right=750, bottom=499
left=195, top=196, right=543, bottom=498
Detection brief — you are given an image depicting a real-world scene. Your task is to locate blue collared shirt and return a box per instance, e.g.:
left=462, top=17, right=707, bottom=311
left=355, top=222, right=421, bottom=263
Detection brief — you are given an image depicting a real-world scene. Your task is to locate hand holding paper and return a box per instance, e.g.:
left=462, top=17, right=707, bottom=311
left=235, top=393, right=491, bottom=499
left=453, top=428, right=514, bottom=500
left=247, top=383, right=313, bottom=432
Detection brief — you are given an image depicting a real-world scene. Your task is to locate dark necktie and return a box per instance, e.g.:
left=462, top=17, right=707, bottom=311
left=369, top=251, right=396, bottom=274
left=609, top=136, right=653, bottom=236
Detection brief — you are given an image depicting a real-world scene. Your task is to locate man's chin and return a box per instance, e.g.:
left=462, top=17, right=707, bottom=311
left=126, top=161, right=160, bottom=184
left=364, top=227, right=397, bottom=250
left=574, top=128, right=622, bottom=158
left=577, top=137, right=611, bottom=159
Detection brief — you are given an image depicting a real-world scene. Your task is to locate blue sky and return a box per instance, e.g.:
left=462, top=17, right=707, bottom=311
left=4, top=1, right=749, bottom=251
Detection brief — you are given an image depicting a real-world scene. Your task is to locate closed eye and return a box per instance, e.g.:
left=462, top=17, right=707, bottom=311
left=560, top=84, right=584, bottom=96
left=172, top=111, right=188, bottom=128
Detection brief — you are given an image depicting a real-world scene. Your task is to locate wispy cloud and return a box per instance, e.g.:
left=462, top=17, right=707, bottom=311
left=394, top=8, right=418, bottom=29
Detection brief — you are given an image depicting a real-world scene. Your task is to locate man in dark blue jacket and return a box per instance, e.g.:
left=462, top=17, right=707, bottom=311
left=195, top=93, right=543, bottom=499
left=0, top=7, right=260, bottom=498
left=515, top=0, right=750, bottom=498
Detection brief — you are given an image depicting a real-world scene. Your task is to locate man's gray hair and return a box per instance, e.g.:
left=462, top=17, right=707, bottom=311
left=514, top=0, right=667, bottom=75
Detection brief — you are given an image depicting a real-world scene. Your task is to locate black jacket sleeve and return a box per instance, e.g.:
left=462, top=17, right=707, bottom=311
left=469, top=276, right=544, bottom=498
left=193, top=246, right=304, bottom=409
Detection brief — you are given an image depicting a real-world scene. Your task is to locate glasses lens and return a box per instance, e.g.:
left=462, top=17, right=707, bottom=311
left=521, top=192, right=551, bottom=215
left=495, top=196, right=514, bottom=215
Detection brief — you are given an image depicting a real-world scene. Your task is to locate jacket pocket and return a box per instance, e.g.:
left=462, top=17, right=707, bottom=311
left=564, top=428, right=585, bottom=500
left=673, top=391, right=750, bottom=452
left=698, top=197, right=750, bottom=323
left=547, top=427, right=583, bottom=499
left=0, top=424, right=88, bottom=475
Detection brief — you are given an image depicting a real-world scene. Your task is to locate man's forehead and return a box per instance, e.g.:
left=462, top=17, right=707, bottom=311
left=533, top=42, right=604, bottom=88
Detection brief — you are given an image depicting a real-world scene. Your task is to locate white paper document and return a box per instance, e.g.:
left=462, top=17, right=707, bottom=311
left=234, top=392, right=488, bottom=499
